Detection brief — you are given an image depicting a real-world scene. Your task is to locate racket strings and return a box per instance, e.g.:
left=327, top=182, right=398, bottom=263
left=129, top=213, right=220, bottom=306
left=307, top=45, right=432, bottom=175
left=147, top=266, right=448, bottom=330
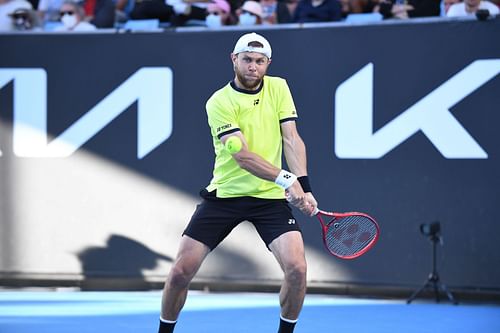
left=325, top=215, right=377, bottom=257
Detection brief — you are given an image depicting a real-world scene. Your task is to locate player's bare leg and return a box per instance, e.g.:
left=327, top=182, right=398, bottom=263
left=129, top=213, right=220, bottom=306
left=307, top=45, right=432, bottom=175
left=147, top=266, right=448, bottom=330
left=158, top=236, right=210, bottom=333
left=269, top=231, right=307, bottom=333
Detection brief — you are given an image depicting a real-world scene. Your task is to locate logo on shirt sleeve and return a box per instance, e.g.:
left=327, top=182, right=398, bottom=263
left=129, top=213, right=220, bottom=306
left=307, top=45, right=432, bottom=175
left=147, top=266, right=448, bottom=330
left=216, top=124, right=232, bottom=133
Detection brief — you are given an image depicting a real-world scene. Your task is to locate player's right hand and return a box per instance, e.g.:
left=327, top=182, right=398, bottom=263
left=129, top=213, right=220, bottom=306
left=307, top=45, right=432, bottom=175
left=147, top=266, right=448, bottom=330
left=285, top=182, right=315, bottom=216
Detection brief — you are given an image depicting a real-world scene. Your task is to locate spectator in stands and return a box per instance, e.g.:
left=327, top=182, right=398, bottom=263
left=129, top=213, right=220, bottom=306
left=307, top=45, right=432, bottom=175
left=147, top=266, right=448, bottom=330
left=446, top=0, right=499, bottom=16
left=441, top=0, right=459, bottom=15
left=0, top=0, right=32, bottom=30
left=167, top=0, right=205, bottom=26
left=237, top=0, right=263, bottom=24
left=375, top=0, right=440, bottom=19
left=8, top=7, right=42, bottom=29
left=129, top=0, right=173, bottom=24
left=166, top=0, right=235, bottom=27
left=38, top=0, right=114, bottom=28
left=276, top=0, right=299, bottom=23
left=205, top=0, right=236, bottom=27
left=237, top=0, right=297, bottom=25
left=114, top=0, right=134, bottom=23
left=339, top=0, right=354, bottom=16
left=37, top=0, right=63, bottom=24
left=260, top=0, right=277, bottom=23
left=53, top=0, right=97, bottom=30
left=293, top=0, right=342, bottom=23
left=339, top=0, right=378, bottom=17
left=82, top=0, right=115, bottom=27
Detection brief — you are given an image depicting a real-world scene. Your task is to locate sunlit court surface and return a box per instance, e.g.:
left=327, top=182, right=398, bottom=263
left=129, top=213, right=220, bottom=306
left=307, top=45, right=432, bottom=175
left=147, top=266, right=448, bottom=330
left=1, top=290, right=499, bottom=333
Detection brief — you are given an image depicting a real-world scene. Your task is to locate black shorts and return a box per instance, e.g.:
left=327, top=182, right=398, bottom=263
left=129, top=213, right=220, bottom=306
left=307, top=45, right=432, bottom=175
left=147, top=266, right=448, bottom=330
left=183, top=189, right=301, bottom=251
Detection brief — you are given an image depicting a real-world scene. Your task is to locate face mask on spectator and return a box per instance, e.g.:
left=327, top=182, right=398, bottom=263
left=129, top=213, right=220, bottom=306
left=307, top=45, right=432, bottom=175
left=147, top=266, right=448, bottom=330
left=13, top=17, right=30, bottom=30
left=61, top=13, right=77, bottom=29
left=239, top=12, right=257, bottom=25
left=206, top=13, right=222, bottom=28
left=261, top=3, right=276, bottom=19
left=9, top=10, right=33, bottom=30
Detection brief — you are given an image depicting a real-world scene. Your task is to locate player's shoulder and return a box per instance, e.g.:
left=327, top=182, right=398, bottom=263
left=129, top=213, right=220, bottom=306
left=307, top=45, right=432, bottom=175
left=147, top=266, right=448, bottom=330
left=206, top=82, right=232, bottom=108
left=264, top=75, right=288, bottom=86
left=263, top=76, right=291, bottom=95
left=205, top=83, right=236, bottom=113
left=210, top=81, right=232, bottom=98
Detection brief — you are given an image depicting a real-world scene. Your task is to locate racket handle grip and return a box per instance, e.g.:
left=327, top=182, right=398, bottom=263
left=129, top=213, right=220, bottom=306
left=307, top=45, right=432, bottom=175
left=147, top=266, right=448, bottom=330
left=313, top=207, right=319, bottom=215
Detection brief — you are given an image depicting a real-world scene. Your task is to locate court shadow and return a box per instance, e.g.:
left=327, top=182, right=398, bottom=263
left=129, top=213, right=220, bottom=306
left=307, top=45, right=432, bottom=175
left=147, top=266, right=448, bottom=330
left=77, top=234, right=172, bottom=290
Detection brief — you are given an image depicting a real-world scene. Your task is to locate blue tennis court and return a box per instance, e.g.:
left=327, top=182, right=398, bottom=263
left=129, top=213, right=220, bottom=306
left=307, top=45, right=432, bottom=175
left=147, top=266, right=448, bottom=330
left=1, top=290, right=499, bottom=333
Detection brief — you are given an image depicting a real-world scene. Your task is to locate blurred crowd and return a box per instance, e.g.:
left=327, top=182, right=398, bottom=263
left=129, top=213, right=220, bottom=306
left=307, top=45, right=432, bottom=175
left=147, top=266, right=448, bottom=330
left=0, top=0, right=498, bottom=32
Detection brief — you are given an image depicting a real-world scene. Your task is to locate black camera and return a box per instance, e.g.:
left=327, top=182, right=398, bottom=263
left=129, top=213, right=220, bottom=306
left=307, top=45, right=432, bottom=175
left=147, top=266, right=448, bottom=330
left=420, top=221, right=441, bottom=237
left=476, top=9, right=490, bottom=21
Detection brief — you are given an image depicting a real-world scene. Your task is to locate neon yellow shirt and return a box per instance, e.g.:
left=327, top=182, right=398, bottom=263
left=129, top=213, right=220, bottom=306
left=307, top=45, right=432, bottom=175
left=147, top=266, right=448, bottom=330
left=205, top=76, right=298, bottom=199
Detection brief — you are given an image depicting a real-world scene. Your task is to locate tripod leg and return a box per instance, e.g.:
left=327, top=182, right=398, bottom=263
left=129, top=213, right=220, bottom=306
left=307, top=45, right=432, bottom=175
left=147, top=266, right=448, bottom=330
left=407, top=280, right=431, bottom=304
left=438, top=282, right=458, bottom=305
left=433, top=281, right=440, bottom=303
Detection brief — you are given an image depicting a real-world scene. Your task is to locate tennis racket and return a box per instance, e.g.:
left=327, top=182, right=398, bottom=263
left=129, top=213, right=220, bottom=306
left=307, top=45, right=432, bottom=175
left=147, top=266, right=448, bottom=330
left=313, top=208, right=380, bottom=259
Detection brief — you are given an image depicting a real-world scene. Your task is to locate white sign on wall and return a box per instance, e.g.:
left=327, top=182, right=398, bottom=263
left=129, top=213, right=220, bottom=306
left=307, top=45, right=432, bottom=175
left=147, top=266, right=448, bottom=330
left=0, top=67, right=173, bottom=159
left=335, top=59, right=500, bottom=159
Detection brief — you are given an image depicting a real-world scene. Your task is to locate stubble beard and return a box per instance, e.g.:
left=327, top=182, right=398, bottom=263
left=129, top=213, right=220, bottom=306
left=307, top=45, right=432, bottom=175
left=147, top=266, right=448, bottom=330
left=234, top=67, right=264, bottom=90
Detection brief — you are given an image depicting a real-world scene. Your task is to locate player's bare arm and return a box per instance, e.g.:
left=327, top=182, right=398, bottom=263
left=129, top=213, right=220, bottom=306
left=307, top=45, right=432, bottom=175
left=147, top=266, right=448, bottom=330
left=220, top=132, right=282, bottom=181
left=281, top=121, right=317, bottom=215
left=221, top=131, right=315, bottom=215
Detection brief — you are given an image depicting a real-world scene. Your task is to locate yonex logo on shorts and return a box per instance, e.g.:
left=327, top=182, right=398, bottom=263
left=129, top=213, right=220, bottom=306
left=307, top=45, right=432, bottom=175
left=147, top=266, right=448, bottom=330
left=288, top=219, right=296, bottom=225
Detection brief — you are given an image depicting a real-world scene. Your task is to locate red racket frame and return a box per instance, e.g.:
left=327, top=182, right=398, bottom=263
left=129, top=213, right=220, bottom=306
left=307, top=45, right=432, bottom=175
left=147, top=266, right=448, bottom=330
left=315, top=209, right=380, bottom=259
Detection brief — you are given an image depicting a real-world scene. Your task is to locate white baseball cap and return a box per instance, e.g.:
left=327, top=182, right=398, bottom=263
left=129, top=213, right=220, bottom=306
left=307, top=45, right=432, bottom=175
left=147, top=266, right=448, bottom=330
left=232, top=32, right=272, bottom=59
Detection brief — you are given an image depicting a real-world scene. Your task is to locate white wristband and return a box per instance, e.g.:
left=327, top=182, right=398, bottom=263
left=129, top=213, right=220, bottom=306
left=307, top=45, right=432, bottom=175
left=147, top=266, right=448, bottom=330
left=275, top=170, right=297, bottom=189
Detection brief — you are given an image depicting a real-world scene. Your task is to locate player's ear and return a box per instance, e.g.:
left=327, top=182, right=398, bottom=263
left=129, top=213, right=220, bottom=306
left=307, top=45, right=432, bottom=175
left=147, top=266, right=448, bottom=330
left=230, top=53, right=238, bottom=63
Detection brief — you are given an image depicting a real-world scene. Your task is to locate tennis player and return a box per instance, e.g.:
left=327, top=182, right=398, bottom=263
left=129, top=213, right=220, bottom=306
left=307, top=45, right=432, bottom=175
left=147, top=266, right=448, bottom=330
left=158, top=32, right=318, bottom=333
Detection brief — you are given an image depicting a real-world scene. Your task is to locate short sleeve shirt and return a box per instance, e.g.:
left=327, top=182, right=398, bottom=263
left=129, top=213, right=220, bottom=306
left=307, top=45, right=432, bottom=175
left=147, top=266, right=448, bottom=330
left=205, top=75, right=297, bottom=199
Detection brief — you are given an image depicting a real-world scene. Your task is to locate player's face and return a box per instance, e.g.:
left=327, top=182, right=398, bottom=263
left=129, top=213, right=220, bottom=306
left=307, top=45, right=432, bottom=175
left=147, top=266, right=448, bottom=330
left=232, top=52, right=271, bottom=90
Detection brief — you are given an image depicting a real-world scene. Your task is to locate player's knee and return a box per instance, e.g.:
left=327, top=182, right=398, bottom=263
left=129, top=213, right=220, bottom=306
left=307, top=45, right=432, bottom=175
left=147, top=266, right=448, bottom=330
left=168, top=265, right=195, bottom=289
left=285, top=261, right=307, bottom=284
